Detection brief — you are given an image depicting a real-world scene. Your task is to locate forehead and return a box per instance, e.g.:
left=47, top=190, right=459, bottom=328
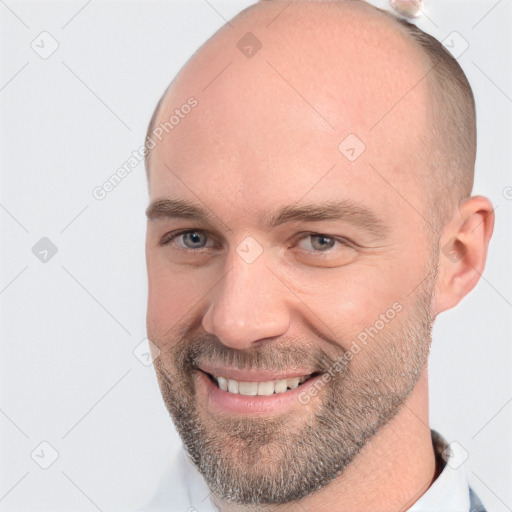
left=149, top=2, right=432, bottom=224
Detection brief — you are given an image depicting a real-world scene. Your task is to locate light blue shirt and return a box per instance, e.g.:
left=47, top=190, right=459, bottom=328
left=136, top=430, right=484, bottom=511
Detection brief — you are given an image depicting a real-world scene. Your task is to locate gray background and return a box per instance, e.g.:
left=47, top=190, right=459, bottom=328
left=0, top=0, right=511, bottom=510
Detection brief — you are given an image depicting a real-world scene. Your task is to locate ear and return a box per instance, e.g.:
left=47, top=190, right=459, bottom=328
left=432, top=196, right=495, bottom=315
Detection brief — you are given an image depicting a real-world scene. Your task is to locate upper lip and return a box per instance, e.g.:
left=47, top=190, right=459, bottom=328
left=198, top=363, right=318, bottom=382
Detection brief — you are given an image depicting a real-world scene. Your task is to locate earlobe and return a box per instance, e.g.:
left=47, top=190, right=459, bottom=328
left=432, top=196, right=495, bottom=315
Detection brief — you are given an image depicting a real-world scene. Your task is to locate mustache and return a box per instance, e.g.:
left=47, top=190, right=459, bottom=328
left=167, top=332, right=348, bottom=374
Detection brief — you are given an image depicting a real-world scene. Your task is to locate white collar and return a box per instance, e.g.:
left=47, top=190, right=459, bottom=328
left=408, top=430, right=470, bottom=512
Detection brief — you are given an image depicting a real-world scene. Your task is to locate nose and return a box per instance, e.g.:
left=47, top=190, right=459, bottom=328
left=201, top=245, right=290, bottom=350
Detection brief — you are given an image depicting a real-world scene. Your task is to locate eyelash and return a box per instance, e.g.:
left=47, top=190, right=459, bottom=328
left=159, top=229, right=353, bottom=253
left=159, top=230, right=217, bottom=251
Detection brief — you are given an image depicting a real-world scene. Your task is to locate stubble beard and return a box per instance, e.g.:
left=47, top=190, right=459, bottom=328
left=151, top=267, right=437, bottom=506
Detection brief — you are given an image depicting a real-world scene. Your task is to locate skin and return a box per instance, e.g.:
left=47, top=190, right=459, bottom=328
left=144, top=1, right=494, bottom=511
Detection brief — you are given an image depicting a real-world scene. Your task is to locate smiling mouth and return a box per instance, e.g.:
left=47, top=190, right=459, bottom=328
left=201, top=370, right=322, bottom=396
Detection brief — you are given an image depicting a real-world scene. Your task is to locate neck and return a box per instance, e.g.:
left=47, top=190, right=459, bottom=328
left=212, top=367, right=435, bottom=512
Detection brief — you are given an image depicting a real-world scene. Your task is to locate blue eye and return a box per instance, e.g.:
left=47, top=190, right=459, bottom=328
left=160, top=231, right=351, bottom=256
left=161, top=230, right=212, bottom=250
left=181, top=231, right=207, bottom=249
left=297, top=234, right=346, bottom=252
left=309, top=235, right=335, bottom=251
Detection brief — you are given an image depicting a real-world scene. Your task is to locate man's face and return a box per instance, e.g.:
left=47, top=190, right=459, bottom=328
left=145, top=2, right=438, bottom=505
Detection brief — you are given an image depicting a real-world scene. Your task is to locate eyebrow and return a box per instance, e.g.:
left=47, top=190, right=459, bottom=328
left=146, top=198, right=389, bottom=237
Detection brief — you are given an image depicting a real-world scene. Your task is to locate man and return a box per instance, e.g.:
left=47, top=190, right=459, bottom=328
left=141, top=0, right=494, bottom=510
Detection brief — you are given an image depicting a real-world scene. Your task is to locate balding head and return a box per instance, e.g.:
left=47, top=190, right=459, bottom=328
left=145, top=0, right=476, bottom=235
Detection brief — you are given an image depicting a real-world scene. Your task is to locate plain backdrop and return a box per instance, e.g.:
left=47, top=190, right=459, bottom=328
left=1, top=0, right=511, bottom=510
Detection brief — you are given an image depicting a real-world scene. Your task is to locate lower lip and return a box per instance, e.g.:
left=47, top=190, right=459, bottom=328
left=195, top=370, right=323, bottom=416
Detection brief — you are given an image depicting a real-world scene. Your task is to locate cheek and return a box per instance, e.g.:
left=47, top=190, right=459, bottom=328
left=146, top=280, right=193, bottom=357
left=146, top=256, right=213, bottom=336
left=279, top=261, right=413, bottom=351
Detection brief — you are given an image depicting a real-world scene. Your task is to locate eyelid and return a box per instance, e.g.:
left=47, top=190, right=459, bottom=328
left=159, top=229, right=357, bottom=252
left=292, top=231, right=356, bottom=250
left=159, top=228, right=218, bottom=248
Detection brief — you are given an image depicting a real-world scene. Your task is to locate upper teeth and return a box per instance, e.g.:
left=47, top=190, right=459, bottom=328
left=214, top=375, right=310, bottom=396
